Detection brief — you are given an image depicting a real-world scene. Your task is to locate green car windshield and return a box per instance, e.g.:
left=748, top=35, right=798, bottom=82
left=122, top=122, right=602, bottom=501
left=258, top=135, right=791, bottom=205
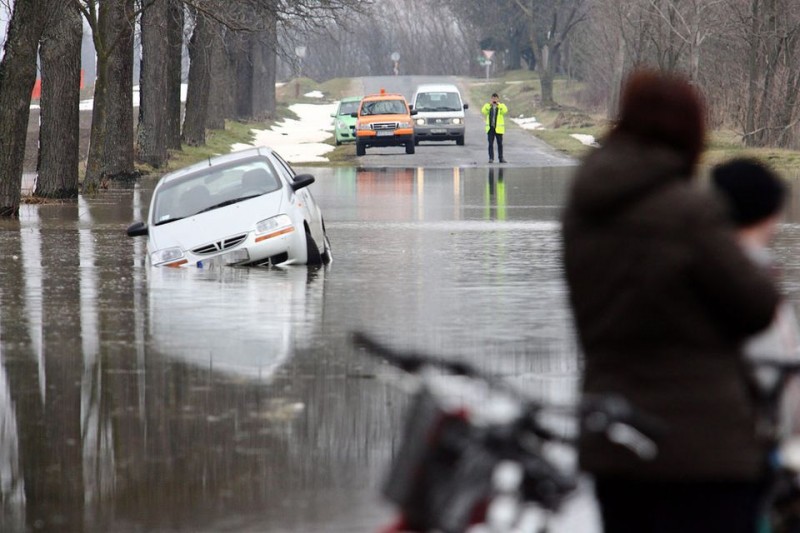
left=338, top=101, right=360, bottom=115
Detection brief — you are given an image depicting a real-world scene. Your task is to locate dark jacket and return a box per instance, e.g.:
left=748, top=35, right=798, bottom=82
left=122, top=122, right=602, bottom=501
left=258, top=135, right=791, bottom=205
left=562, top=133, right=780, bottom=481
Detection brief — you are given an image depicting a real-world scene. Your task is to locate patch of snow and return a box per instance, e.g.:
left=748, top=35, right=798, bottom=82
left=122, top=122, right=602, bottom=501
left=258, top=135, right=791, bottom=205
left=304, top=90, right=324, bottom=98
left=231, top=102, right=337, bottom=164
left=570, top=134, right=598, bottom=147
left=512, top=116, right=545, bottom=130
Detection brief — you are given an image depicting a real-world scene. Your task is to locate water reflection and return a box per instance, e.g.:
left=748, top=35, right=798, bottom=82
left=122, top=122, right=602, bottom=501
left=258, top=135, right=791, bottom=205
left=1, top=165, right=591, bottom=531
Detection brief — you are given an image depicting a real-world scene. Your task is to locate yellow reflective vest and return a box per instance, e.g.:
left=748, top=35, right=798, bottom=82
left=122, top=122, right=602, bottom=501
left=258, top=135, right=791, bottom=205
left=481, top=102, right=508, bottom=134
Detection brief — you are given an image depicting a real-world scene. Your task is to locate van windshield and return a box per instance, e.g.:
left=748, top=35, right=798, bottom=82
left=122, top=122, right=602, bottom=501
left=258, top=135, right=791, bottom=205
left=414, top=92, right=461, bottom=112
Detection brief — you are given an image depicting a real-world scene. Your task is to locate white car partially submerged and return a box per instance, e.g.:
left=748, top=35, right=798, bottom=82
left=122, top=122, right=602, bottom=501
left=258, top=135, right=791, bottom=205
left=127, top=147, right=332, bottom=267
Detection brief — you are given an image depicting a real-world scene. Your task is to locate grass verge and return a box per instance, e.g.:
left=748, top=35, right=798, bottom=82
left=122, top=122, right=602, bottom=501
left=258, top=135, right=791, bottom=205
left=465, top=71, right=800, bottom=176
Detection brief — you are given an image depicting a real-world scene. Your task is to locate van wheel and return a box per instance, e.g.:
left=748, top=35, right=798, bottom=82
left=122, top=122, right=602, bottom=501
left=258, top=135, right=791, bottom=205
left=456, top=136, right=465, bottom=146
left=405, top=141, right=415, bottom=154
left=356, top=142, right=366, bottom=156
left=305, top=228, right=323, bottom=266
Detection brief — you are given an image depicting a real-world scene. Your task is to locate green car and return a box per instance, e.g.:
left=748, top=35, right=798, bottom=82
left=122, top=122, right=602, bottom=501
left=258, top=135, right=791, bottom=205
left=331, top=96, right=362, bottom=145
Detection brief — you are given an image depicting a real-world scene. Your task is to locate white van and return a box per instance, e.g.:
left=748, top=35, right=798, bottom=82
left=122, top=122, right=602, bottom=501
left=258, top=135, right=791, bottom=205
left=411, top=83, right=468, bottom=145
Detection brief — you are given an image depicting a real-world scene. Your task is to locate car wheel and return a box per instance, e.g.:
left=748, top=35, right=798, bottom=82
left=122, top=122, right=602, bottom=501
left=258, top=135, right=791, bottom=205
left=356, top=142, right=366, bottom=156
left=305, top=227, right=323, bottom=266
left=456, top=136, right=465, bottom=146
left=335, top=139, right=342, bottom=146
left=405, top=141, right=415, bottom=154
left=321, top=234, right=333, bottom=264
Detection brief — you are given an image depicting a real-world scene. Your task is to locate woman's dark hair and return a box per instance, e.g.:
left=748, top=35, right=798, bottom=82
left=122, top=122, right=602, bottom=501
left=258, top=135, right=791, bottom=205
left=614, top=69, right=706, bottom=168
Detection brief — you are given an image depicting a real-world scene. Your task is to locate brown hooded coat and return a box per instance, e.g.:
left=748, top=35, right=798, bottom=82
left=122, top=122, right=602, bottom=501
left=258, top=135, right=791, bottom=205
left=562, top=133, right=780, bottom=480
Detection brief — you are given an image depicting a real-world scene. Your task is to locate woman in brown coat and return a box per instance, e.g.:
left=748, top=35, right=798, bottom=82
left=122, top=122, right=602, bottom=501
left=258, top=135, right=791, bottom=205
left=562, top=70, right=781, bottom=532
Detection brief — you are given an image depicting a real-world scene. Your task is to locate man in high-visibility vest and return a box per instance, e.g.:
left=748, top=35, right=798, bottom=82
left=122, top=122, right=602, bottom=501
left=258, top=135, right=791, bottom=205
left=481, top=93, right=507, bottom=163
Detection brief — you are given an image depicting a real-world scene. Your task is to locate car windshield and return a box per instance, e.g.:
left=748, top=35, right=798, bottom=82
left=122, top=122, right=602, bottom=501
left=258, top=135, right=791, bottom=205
left=152, top=160, right=282, bottom=225
left=414, top=92, right=461, bottom=112
left=360, top=99, right=408, bottom=116
left=338, top=101, right=360, bottom=115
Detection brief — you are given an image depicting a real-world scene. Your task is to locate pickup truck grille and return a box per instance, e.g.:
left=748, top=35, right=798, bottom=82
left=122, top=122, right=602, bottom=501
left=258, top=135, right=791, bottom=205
left=372, top=122, right=398, bottom=130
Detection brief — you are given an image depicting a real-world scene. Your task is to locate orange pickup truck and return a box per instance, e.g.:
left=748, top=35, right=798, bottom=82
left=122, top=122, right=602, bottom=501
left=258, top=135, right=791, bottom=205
left=352, top=89, right=417, bottom=156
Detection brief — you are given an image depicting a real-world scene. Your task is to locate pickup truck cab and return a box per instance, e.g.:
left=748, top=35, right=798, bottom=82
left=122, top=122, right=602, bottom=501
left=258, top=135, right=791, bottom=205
left=352, top=89, right=417, bottom=156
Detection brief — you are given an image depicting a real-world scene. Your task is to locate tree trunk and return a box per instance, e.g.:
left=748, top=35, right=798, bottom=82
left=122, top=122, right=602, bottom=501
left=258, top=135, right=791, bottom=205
left=166, top=0, right=184, bottom=150
left=85, top=0, right=135, bottom=191
left=206, top=26, right=232, bottom=130
left=250, top=27, right=277, bottom=121
left=235, top=34, right=254, bottom=120
left=743, top=0, right=761, bottom=147
left=137, top=0, right=170, bottom=167
left=182, top=10, right=211, bottom=146
left=37, top=0, right=82, bottom=199
left=0, top=0, right=50, bottom=217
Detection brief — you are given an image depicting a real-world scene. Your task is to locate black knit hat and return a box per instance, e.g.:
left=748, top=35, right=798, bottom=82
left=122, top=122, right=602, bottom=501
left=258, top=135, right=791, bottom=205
left=711, top=158, right=786, bottom=227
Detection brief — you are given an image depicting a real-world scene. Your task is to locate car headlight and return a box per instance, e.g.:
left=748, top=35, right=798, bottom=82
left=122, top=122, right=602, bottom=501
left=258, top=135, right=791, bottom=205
left=356, top=122, right=372, bottom=131
left=415, top=118, right=425, bottom=126
left=336, top=119, right=347, bottom=129
left=152, top=247, right=186, bottom=267
left=452, top=118, right=462, bottom=125
left=255, top=214, right=295, bottom=242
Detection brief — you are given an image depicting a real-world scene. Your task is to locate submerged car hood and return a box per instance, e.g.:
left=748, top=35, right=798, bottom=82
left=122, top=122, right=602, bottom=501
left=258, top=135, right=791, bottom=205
left=149, top=192, right=285, bottom=252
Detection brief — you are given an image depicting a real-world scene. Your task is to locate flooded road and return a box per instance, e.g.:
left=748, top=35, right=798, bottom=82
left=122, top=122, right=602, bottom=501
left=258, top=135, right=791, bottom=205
left=4, top=165, right=800, bottom=532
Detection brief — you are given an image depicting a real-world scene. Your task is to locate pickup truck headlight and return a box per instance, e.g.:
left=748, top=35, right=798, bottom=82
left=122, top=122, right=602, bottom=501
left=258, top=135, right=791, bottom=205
left=356, top=123, right=372, bottom=131
left=397, top=121, right=411, bottom=128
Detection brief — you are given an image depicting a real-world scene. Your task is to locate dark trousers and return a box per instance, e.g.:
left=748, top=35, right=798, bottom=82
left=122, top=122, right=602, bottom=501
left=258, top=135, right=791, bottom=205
left=487, top=129, right=503, bottom=161
left=594, top=477, right=766, bottom=533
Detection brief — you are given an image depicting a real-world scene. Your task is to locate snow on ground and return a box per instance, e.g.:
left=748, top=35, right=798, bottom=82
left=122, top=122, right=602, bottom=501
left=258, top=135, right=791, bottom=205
left=511, top=116, right=545, bottom=130
left=570, top=133, right=598, bottom=147
left=304, top=90, right=325, bottom=98
left=231, top=102, right=337, bottom=164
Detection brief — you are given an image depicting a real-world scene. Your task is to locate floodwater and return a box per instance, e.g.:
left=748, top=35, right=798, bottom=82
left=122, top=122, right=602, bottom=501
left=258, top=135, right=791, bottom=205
left=3, top=165, right=800, bottom=532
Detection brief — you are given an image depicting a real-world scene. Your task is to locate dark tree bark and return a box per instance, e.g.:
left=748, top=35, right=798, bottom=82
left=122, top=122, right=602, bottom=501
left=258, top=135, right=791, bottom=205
left=250, top=16, right=278, bottom=121
left=137, top=0, right=170, bottom=167
left=234, top=33, right=254, bottom=120
left=182, top=10, right=212, bottom=146
left=206, top=27, right=233, bottom=130
left=102, top=0, right=136, bottom=181
left=166, top=0, right=184, bottom=150
left=0, top=0, right=51, bottom=217
left=37, top=0, right=82, bottom=199
left=84, top=0, right=136, bottom=191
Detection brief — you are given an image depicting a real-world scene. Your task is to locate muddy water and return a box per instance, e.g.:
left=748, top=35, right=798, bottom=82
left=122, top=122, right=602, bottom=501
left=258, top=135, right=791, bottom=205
left=3, top=166, right=798, bottom=532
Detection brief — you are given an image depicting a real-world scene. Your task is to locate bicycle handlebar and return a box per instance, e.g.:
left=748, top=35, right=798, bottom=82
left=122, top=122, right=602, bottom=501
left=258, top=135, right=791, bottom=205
left=352, top=330, right=667, bottom=447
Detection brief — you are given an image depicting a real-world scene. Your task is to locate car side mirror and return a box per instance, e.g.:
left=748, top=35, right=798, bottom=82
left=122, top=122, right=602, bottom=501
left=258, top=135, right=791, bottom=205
left=127, top=221, right=148, bottom=237
left=330, top=112, right=336, bottom=118
left=408, top=104, right=414, bottom=110
left=292, top=173, right=316, bottom=191
left=463, top=103, right=469, bottom=110
left=349, top=112, right=358, bottom=118
left=410, top=109, right=418, bottom=116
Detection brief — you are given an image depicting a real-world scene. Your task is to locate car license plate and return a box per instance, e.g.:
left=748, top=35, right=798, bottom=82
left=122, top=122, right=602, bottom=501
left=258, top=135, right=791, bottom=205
left=431, top=128, right=447, bottom=134
left=376, top=130, right=394, bottom=136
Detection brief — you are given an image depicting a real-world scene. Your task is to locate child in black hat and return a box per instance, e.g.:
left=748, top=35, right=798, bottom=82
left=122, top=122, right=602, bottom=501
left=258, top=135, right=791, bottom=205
left=712, top=158, right=800, bottom=436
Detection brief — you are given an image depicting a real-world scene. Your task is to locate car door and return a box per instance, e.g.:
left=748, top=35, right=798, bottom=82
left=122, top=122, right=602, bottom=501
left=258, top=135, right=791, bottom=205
left=271, top=152, right=325, bottom=245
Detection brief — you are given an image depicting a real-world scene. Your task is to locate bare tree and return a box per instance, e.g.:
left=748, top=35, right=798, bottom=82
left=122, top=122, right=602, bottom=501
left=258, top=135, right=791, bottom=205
left=37, top=0, right=83, bottom=199
left=165, top=0, right=184, bottom=150
left=136, top=0, right=170, bottom=167
left=0, top=0, right=51, bottom=217
left=513, top=0, right=588, bottom=107
left=76, top=0, right=137, bottom=191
